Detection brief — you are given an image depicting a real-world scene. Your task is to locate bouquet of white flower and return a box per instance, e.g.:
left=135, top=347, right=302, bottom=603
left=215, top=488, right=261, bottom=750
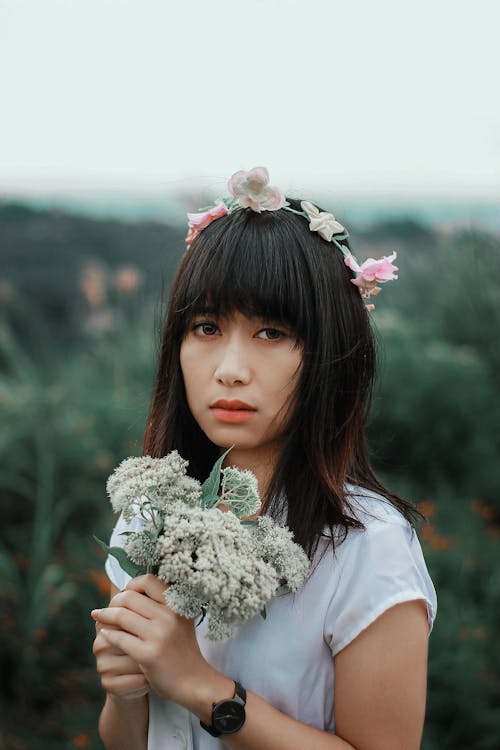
left=95, top=448, right=310, bottom=640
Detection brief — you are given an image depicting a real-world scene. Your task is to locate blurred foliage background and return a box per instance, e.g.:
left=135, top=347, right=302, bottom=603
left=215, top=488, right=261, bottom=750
left=0, top=201, right=499, bottom=749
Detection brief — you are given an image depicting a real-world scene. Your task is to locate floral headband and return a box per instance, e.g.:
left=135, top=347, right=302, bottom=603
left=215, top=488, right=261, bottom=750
left=185, top=167, right=398, bottom=311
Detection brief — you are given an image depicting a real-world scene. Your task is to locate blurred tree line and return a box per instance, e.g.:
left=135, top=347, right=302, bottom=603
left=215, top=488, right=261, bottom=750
left=0, top=201, right=499, bottom=749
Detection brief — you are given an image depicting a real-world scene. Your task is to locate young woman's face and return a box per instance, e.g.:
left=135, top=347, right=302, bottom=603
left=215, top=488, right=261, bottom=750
left=180, top=310, right=302, bottom=455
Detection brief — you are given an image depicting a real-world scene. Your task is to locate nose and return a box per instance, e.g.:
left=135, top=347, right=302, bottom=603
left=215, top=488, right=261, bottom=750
left=213, top=337, right=251, bottom=386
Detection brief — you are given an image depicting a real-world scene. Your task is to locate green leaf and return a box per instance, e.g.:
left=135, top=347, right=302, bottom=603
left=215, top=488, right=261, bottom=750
left=153, top=521, right=164, bottom=540
left=93, top=535, right=146, bottom=578
left=195, top=604, right=208, bottom=627
left=200, top=446, right=233, bottom=509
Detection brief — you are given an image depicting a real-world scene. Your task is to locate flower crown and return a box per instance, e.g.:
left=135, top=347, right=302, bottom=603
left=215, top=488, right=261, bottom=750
left=185, top=166, right=398, bottom=311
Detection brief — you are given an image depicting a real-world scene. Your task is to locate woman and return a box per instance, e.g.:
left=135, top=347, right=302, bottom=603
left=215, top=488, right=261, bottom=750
left=92, top=167, right=437, bottom=750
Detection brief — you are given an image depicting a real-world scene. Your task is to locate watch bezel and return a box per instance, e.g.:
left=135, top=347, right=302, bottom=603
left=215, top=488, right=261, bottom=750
left=211, top=698, right=246, bottom=734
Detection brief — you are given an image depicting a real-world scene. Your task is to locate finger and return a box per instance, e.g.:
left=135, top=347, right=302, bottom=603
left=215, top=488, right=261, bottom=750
left=98, top=653, right=146, bottom=676
left=93, top=629, right=127, bottom=657
left=95, top=620, right=121, bottom=633
left=114, top=585, right=184, bottom=626
left=125, top=574, right=168, bottom=603
left=92, top=607, right=150, bottom=638
left=100, top=628, right=145, bottom=663
left=95, top=633, right=128, bottom=656
left=108, top=589, right=163, bottom=619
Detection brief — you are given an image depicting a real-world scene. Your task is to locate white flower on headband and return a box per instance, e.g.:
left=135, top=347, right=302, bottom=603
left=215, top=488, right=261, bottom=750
left=300, top=201, right=345, bottom=242
left=228, top=167, right=286, bottom=213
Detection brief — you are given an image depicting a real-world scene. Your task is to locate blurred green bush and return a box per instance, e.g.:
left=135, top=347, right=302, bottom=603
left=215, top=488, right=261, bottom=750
left=0, top=208, right=498, bottom=749
left=0, top=306, right=155, bottom=748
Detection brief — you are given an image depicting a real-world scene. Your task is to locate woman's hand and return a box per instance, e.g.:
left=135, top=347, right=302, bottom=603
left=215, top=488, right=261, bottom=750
left=91, top=574, right=217, bottom=707
left=92, top=588, right=151, bottom=703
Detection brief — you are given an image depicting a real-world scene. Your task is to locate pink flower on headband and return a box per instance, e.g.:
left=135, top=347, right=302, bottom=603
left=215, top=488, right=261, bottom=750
left=186, top=201, right=228, bottom=245
left=228, top=167, right=286, bottom=213
left=344, top=252, right=399, bottom=303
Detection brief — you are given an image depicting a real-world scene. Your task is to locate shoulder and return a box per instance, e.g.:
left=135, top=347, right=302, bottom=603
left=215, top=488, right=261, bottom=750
left=343, top=481, right=411, bottom=530
left=316, top=482, right=413, bottom=557
left=327, top=482, right=421, bottom=571
left=317, top=483, right=437, bottom=655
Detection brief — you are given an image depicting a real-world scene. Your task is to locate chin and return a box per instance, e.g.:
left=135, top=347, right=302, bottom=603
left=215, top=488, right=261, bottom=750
left=212, top=436, right=261, bottom=451
left=203, top=426, right=262, bottom=452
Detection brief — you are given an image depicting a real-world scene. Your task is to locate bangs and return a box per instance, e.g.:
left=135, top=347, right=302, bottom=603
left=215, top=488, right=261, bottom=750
left=176, top=207, right=317, bottom=338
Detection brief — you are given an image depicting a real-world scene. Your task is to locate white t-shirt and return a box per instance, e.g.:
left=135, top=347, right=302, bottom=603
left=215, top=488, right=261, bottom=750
left=105, top=484, right=437, bottom=750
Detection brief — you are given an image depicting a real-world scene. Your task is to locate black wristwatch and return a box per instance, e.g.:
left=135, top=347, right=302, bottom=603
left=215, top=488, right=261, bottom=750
left=200, top=681, right=247, bottom=737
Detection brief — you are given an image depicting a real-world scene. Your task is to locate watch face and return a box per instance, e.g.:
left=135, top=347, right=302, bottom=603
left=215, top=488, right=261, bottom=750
left=212, top=700, right=246, bottom=734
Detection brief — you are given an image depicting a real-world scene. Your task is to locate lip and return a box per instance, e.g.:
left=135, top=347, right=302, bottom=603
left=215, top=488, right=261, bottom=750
left=210, top=399, right=257, bottom=411
left=210, top=399, right=257, bottom=424
left=212, top=409, right=256, bottom=424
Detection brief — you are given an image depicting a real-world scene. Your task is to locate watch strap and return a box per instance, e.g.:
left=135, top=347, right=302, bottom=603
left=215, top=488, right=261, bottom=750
left=233, top=681, right=247, bottom=705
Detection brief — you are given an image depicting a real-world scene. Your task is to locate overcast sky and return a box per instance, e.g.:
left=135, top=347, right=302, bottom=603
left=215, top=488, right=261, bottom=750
left=1, top=0, right=499, bottom=199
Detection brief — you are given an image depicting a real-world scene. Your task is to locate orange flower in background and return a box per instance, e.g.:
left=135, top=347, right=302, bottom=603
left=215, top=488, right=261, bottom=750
left=72, top=734, right=90, bottom=748
left=114, top=265, right=142, bottom=294
left=457, top=627, right=489, bottom=643
left=417, top=500, right=435, bottom=518
left=475, top=627, right=489, bottom=641
left=457, top=627, right=469, bottom=642
left=89, top=569, right=111, bottom=597
left=470, top=498, right=495, bottom=521
left=80, top=264, right=106, bottom=308
left=420, top=524, right=451, bottom=552
left=33, top=628, right=47, bottom=643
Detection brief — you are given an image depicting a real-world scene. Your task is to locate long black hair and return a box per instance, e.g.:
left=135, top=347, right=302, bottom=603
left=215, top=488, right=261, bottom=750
left=143, top=199, right=422, bottom=558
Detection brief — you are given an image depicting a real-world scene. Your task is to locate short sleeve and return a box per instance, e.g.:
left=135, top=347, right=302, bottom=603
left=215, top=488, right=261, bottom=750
left=104, top=512, right=145, bottom=592
left=324, top=517, right=437, bottom=657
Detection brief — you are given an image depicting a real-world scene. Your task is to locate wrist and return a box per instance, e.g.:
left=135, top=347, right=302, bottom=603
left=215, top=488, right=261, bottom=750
left=182, top=667, right=235, bottom=724
left=200, top=681, right=247, bottom=738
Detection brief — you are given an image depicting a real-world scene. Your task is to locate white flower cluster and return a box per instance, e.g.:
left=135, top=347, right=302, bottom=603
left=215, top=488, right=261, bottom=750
left=250, top=516, right=310, bottom=591
left=105, top=451, right=310, bottom=640
left=124, top=529, right=161, bottom=568
left=157, top=503, right=278, bottom=640
left=106, top=452, right=201, bottom=523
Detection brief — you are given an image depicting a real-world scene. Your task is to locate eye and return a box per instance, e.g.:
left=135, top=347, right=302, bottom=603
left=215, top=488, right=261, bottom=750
left=257, top=327, right=286, bottom=341
left=192, top=321, right=220, bottom=336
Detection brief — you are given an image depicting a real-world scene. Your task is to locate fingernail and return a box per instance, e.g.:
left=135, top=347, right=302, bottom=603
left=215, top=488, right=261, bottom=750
left=91, top=609, right=101, bottom=619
